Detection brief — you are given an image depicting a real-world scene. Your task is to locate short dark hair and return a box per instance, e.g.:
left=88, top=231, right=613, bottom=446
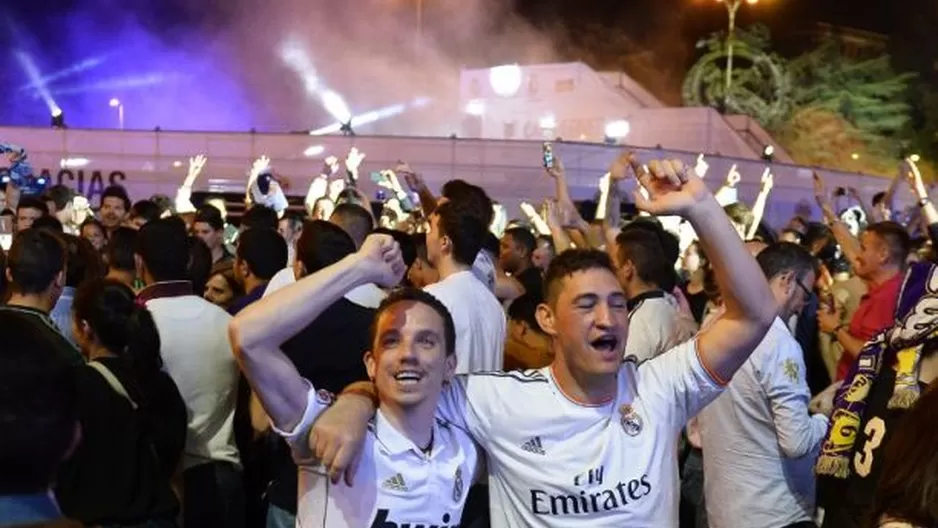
left=481, top=232, right=500, bottom=257
left=373, top=228, right=417, bottom=269
left=188, top=236, right=213, bottom=294
left=101, top=185, right=131, bottom=211
left=149, top=194, right=172, bottom=216
left=280, top=210, right=305, bottom=231
left=543, top=249, right=615, bottom=305
left=507, top=293, right=546, bottom=334
left=136, top=217, right=189, bottom=282
left=504, top=227, right=537, bottom=258
left=130, top=200, right=162, bottom=226
left=756, top=242, right=818, bottom=284
left=194, top=205, right=225, bottom=231
left=866, top=221, right=911, bottom=266
left=615, top=228, right=672, bottom=290
left=724, top=202, right=755, bottom=233
left=370, top=288, right=456, bottom=357
left=621, top=219, right=681, bottom=269
left=441, top=179, right=494, bottom=228
left=61, top=233, right=103, bottom=288
left=236, top=228, right=288, bottom=281
left=0, top=318, right=77, bottom=494
left=536, top=235, right=555, bottom=252
left=7, top=229, right=66, bottom=294
left=412, top=233, right=429, bottom=262
left=16, top=196, right=49, bottom=216
left=296, top=219, right=356, bottom=275
left=240, top=205, right=278, bottom=231
left=330, top=203, right=374, bottom=247
left=106, top=227, right=138, bottom=272
left=872, top=191, right=887, bottom=207
left=31, top=215, right=63, bottom=233
left=433, top=201, right=485, bottom=266
left=42, top=185, right=76, bottom=211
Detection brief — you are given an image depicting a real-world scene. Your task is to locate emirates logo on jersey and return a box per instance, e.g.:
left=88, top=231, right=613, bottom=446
left=369, top=509, right=459, bottom=528
left=529, top=473, right=653, bottom=515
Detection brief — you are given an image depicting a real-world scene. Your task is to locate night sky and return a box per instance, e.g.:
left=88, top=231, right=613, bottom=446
left=1, top=0, right=935, bottom=131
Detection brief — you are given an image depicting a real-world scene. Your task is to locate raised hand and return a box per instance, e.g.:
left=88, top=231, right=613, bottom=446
left=328, top=179, right=346, bottom=202
left=397, top=162, right=425, bottom=192
left=250, top=156, right=271, bottom=182
left=695, top=153, right=709, bottom=179
left=323, top=156, right=340, bottom=176
left=725, top=164, right=741, bottom=187
left=356, top=234, right=407, bottom=287
left=545, top=156, right=566, bottom=180
left=609, top=151, right=633, bottom=181
left=185, top=154, right=207, bottom=186
left=345, top=147, right=366, bottom=174
left=812, top=171, right=829, bottom=205
left=905, top=158, right=928, bottom=200
left=760, top=168, right=774, bottom=192
left=632, top=159, right=711, bottom=217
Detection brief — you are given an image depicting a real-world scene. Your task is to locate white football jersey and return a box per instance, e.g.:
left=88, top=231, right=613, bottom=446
left=277, top=383, right=480, bottom=528
left=437, top=340, right=724, bottom=527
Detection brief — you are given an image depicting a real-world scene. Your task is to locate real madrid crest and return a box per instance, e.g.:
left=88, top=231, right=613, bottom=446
left=619, top=404, right=643, bottom=437
left=453, top=467, right=464, bottom=502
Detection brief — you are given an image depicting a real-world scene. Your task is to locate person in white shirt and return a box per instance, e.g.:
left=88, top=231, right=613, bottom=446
left=230, top=234, right=479, bottom=527
left=313, top=158, right=779, bottom=527
left=425, top=200, right=506, bottom=374
left=613, top=226, right=697, bottom=361
left=134, top=217, right=242, bottom=528
left=698, top=241, right=831, bottom=528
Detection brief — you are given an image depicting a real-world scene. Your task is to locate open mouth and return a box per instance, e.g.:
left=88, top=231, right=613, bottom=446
left=394, top=370, right=424, bottom=385
left=590, top=335, right=620, bottom=354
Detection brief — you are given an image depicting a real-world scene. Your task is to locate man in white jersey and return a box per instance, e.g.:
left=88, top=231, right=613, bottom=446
left=312, top=159, right=778, bottom=527
left=229, top=234, right=479, bottom=527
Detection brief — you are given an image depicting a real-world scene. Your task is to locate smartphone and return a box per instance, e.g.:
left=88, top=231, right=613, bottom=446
left=542, top=142, right=554, bottom=169
left=370, top=171, right=385, bottom=185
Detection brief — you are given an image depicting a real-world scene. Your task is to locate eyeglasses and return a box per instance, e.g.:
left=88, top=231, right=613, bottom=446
left=794, top=279, right=815, bottom=301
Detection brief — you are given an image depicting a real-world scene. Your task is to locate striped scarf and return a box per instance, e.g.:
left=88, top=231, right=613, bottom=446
left=816, top=262, right=938, bottom=478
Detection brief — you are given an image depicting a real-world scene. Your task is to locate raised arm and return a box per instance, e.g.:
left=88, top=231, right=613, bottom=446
left=905, top=158, right=938, bottom=243
left=229, top=234, right=406, bottom=432
left=745, top=168, right=773, bottom=240
left=814, top=171, right=862, bottom=270
left=174, top=154, right=206, bottom=213
left=634, top=159, right=776, bottom=383
left=714, top=164, right=741, bottom=206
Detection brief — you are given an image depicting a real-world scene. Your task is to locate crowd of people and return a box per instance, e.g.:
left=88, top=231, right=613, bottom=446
left=0, top=143, right=936, bottom=528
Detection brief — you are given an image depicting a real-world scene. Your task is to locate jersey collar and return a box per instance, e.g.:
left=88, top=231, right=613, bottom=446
left=373, top=409, right=447, bottom=460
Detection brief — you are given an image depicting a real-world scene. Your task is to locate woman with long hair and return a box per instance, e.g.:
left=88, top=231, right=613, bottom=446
left=869, top=380, right=938, bottom=528
left=54, top=278, right=187, bottom=528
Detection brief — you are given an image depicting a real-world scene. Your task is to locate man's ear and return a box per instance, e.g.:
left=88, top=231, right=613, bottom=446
left=443, top=353, right=457, bottom=383
left=363, top=350, right=377, bottom=382
left=54, top=270, right=66, bottom=289
left=535, top=302, right=558, bottom=337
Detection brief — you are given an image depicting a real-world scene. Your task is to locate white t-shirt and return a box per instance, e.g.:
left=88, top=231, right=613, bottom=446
left=625, top=291, right=699, bottom=362
left=698, top=317, right=829, bottom=528
left=146, top=295, right=240, bottom=470
left=278, top=383, right=480, bottom=528
left=425, top=270, right=506, bottom=374
left=437, top=340, right=724, bottom=527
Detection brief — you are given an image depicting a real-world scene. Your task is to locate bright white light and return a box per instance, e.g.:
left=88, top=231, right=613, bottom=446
left=304, top=145, right=325, bottom=157
left=539, top=115, right=557, bottom=130
left=172, top=160, right=183, bottom=168
left=321, top=90, right=352, bottom=123
left=60, top=157, right=90, bottom=168
left=763, top=145, right=775, bottom=157
left=851, top=152, right=860, bottom=160
left=279, top=37, right=321, bottom=94
left=604, top=120, right=630, bottom=139
left=465, top=99, right=485, bottom=116
left=51, top=107, right=63, bottom=117
left=109, top=98, right=120, bottom=107
left=489, top=64, right=523, bottom=97
left=309, top=98, right=431, bottom=135
left=911, top=154, right=921, bottom=162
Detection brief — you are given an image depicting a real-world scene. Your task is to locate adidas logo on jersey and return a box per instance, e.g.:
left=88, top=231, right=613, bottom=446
left=382, top=473, right=408, bottom=492
left=521, top=436, right=546, bottom=455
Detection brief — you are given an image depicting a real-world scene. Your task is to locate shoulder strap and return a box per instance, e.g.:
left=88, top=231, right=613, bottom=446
left=88, top=361, right=139, bottom=410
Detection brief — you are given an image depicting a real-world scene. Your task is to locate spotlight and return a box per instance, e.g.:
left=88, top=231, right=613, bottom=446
left=489, top=64, right=523, bottom=97
left=303, top=145, right=325, bottom=157
left=851, top=153, right=860, bottom=160
left=910, top=154, right=921, bottom=163
left=50, top=108, right=66, bottom=129
left=339, top=121, right=355, bottom=136
left=603, top=120, right=630, bottom=144
left=465, top=99, right=485, bottom=116
left=539, top=115, right=557, bottom=131
left=761, top=144, right=774, bottom=163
